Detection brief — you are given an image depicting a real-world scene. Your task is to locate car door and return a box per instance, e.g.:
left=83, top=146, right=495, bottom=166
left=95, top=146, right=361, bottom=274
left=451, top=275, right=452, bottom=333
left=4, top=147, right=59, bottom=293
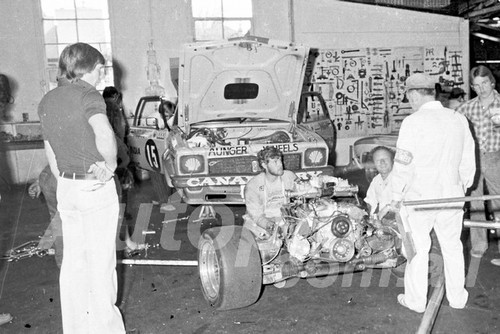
left=127, top=96, right=169, bottom=173
left=298, top=91, right=336, bottom=165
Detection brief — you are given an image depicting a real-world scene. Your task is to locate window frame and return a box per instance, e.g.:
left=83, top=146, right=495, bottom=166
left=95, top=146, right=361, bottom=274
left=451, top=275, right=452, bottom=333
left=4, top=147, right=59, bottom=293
left=191, top=0, right=253, bottom=41
left=39, top=0, right=114, bottom=91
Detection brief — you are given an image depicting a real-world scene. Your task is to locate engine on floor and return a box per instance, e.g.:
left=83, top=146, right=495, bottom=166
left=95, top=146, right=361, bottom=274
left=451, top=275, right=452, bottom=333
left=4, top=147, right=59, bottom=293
left=257, top=183, right=402, bottom=285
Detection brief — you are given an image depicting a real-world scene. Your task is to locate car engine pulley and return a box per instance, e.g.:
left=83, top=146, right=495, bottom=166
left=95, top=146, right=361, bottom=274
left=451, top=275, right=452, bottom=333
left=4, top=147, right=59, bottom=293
left=330, top=214, right=351, bottom=238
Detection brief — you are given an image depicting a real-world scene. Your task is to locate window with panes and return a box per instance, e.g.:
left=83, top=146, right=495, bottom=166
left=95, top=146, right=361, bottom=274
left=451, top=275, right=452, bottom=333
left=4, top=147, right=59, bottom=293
left=191, top=0, right=253, bottom=41
left=40, top=0, right=113, bottom=91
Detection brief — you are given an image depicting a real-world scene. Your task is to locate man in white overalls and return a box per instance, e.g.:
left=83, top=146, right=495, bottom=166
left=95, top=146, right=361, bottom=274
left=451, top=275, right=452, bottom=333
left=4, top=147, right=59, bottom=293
left=390, top=73, right=476, bottom=313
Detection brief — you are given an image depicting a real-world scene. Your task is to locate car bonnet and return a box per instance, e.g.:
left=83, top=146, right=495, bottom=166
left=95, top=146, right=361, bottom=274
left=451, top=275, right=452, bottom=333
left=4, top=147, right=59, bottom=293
left=177, top=37, right=310, bottom=126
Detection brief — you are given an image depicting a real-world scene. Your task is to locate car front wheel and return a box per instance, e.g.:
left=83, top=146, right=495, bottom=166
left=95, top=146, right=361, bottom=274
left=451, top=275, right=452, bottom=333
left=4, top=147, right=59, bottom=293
left=198, top=225, right=262, bottom=310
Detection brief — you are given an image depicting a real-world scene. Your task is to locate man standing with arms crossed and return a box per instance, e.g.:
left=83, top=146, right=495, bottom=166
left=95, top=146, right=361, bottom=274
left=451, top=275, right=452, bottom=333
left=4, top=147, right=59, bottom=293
left=390, top=73, right=475, bottom=313
left=38, top=43, right=126, bottom=333
left=457, top=65, right=500, bottom=265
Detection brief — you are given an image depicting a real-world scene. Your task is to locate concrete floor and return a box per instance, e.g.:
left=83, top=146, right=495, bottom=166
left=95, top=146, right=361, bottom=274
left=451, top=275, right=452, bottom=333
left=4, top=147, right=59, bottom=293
left=0, top=174, right=500, bottom=334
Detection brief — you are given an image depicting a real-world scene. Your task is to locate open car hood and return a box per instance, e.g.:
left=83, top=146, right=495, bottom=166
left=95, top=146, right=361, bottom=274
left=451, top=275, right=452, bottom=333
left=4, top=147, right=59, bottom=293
left=177, top=36, right=309, bottom=126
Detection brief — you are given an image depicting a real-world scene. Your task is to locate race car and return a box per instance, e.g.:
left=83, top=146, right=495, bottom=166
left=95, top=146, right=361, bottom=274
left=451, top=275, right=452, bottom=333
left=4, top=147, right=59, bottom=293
left=128, top=36, right=336, bottom=206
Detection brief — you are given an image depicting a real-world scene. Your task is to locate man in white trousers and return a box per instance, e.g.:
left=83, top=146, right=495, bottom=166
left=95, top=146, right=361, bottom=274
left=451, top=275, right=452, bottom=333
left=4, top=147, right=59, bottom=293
left=38, top=43, right=127, bottom=333
left=390, top=73, right=476, bottom=313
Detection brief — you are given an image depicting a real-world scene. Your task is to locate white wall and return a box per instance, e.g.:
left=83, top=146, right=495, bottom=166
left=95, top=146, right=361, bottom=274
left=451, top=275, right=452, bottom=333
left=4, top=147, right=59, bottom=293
left=293, top=0, right=468, bottom=48
left=108, top=0, right=194, bottom=117
left=0, top=0, right=46, bottom=123
left=252, top=0, right=291, bottom=41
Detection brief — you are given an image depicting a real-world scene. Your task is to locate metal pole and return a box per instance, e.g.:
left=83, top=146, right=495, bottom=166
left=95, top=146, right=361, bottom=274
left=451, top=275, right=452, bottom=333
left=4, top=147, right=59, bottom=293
left=416, top=275, right=445, bottom=334
left=404, top=194, right=500, bottom=206
left=288, top=0, right=295, bottom=42
left=118, top=259, right=198, bottom=266
left=463, top=220, right=500, bottom=229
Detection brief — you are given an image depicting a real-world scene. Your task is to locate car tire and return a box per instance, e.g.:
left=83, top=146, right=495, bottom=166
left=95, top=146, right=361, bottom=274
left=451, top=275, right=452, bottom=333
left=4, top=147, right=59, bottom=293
left=198, top=225, right=262, bottom=310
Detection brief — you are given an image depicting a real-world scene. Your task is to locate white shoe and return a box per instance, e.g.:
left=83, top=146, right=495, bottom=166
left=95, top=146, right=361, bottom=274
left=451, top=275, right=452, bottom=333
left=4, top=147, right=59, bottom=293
left=491, top=258, right=500, bottom=266
left=160, top=203, right=175, bottom=212
left=397, top=294, right=425, bottom=313
left=0, top=313, right=13, bottom=326
left=470, top=250, right=484, bottom=258
left=449, top=302, right=467, bottom=309
left=449, top=291, right=468, bottom=309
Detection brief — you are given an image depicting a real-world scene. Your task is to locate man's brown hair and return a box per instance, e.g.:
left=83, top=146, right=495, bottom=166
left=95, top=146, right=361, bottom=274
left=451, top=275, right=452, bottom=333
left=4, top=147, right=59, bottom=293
left=59, top=43, right=105, bottom=82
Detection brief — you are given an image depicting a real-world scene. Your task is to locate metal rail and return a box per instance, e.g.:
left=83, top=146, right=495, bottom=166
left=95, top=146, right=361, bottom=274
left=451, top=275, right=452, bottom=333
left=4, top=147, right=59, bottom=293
left=464, top=220, right=500, bottom=229
left=403, top=194, right=500, bottom=206
left=118, top=259, right=198, bottom=266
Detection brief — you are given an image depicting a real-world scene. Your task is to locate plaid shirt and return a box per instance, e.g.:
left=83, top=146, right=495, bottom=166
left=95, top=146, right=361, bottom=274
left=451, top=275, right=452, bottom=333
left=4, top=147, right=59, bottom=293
left=457, top=90, right=500, bottom=152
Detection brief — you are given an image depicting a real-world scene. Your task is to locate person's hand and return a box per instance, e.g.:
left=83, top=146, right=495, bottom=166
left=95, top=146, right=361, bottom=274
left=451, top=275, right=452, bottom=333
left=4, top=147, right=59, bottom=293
left=28, top=181, right=41, bottom=199
left=387, top=200, right=401, bottom=212
left=378, top=204, right=392, bottom=219
left=319, top=175, right=339, bottom=185
left=88, top=161, right=115, bottom=182
left=265, top=219, right=277, bottom=232
left=254, top=218, right=276, bottom=239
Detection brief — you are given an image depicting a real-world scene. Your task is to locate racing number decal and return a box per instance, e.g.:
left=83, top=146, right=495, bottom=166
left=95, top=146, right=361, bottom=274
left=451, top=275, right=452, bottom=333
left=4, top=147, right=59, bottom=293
left=145, top=139, right=161, bottom=171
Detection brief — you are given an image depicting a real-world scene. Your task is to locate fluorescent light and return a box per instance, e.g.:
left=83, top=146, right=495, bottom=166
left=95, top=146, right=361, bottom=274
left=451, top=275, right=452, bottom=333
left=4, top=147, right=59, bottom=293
left=471, top=32, right=500, bottom=43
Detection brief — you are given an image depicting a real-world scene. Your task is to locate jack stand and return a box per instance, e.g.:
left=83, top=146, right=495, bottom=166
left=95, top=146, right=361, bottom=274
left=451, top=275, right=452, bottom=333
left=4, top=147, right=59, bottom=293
left=194, top=204, right=217, bottom=223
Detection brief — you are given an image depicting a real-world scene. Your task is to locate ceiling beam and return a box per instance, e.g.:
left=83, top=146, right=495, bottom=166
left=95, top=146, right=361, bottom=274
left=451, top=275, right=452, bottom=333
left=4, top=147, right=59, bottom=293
left=467, top=4, right=500, bottom=19
left=459, top=0, right=489, bottom=15
left=471, top=32, right=500, bottom=42
left=475, top=22, right=500, bottom=32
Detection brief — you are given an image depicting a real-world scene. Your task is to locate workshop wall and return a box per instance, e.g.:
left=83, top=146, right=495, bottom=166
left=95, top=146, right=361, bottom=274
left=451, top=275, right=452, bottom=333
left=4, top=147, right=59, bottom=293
left=110, top=0, right=292, bottom=119
left=107, top=0, right=193, bottom=117
left=305, top=46, right=465, bottom=136
left=0, top=0, right=46, bottom=124
left=291, top=0, right=469, bottom=164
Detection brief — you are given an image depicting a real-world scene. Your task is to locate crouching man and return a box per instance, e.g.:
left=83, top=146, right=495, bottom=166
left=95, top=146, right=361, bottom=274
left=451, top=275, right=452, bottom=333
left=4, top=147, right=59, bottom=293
left=244, top=147, right=336, bottom=239
left=243, top=147, right=298, bottom=239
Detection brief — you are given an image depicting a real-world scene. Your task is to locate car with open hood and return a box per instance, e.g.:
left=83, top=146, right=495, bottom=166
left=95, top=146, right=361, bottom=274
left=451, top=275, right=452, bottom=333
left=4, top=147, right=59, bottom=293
left=128, top=36, right=335, bottom=205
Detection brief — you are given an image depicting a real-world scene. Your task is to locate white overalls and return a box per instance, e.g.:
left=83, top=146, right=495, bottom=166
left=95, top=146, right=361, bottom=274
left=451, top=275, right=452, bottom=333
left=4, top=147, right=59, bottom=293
left=392, top=101, right=476, bottom=310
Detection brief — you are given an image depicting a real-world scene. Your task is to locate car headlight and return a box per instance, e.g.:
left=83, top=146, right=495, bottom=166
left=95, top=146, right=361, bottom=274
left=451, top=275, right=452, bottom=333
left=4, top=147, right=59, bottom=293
left=179, top=155, right=205, bottom=174
left=304, top=148, right=327, bottom=167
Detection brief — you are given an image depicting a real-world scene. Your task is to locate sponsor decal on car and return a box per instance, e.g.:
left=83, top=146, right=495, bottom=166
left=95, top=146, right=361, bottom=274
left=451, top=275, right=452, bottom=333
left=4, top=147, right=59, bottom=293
left=208, top=146, right=248, bottom=156
left=264, top=143, right=300, bottom=153
left=145, top=139, right=161, bottom=171
left=186, top=176, right=252, bottom=187
left=156, top=131, right=168, bottom=140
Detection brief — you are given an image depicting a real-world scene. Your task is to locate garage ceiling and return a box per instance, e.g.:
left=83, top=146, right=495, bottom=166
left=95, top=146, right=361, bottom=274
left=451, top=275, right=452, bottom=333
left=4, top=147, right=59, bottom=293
left=340, top=0, right=500, bottom=20
left=341, top=0, right=500, bottom=43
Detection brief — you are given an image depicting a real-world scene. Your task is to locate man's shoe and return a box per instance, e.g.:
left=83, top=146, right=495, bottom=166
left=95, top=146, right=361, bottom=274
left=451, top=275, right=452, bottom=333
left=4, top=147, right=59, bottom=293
left=0, top=313, right=13, bottom=326
left=491, top=258, right=500, bottom=266
left=449, top=302, right=466, bottom=309
left=160, top=203, right=175, bottom=212
left=470, top=250, right=484, bottom=258
left=397, top=294, right=425, bottom=313
left=126, top=329, right=140, bottom=334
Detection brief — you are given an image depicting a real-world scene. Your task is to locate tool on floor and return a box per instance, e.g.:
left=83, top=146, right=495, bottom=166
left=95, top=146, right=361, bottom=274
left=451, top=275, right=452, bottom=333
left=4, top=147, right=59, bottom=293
left=0, top=313, right=13, bottom=326
left=1, top=240, right=54, bottom=262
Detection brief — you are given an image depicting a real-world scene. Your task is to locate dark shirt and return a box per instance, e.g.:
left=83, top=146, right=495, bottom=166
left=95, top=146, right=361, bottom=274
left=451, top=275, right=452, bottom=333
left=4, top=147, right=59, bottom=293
left=38, top=78, right=106, bottom=174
